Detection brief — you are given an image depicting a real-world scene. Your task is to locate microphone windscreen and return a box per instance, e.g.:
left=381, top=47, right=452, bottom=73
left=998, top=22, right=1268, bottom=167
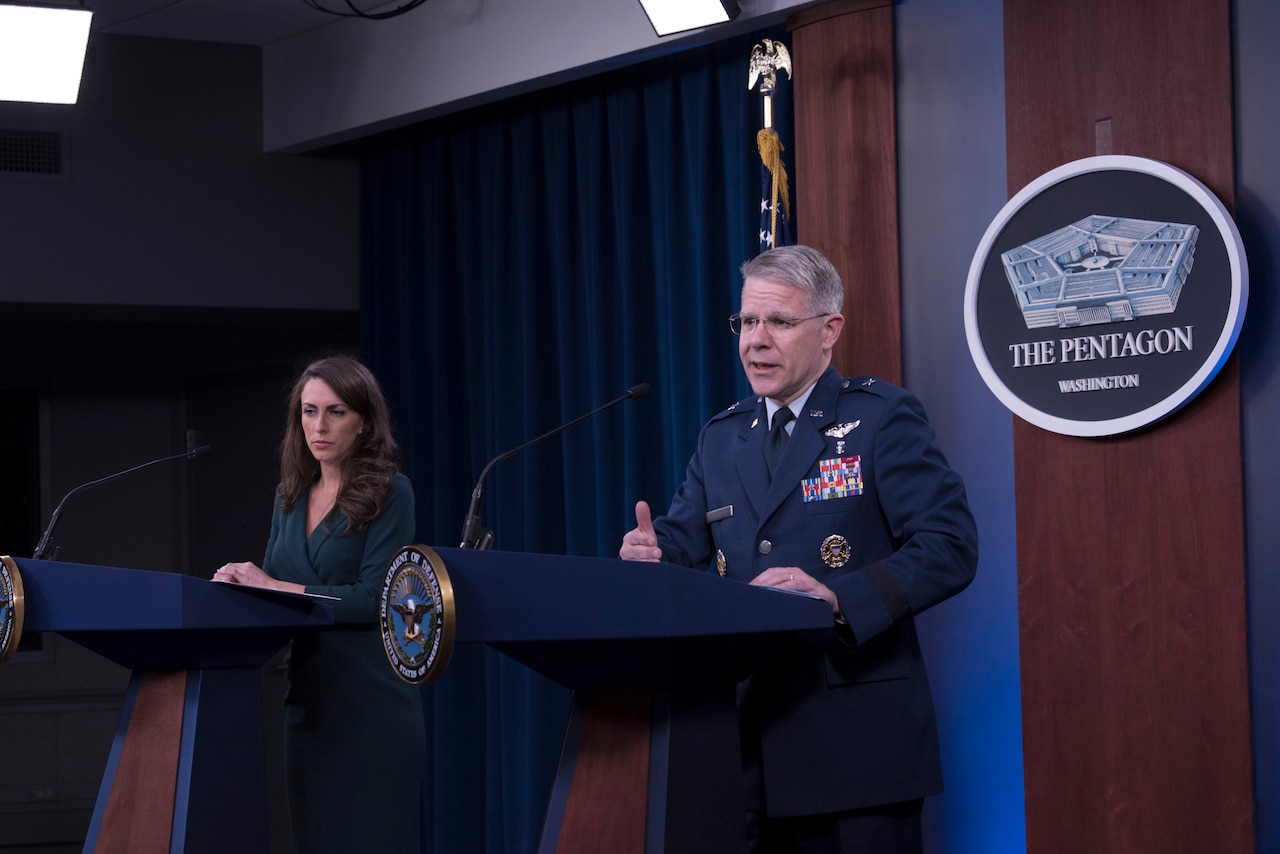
left=627, top=383, right=651, bottom=399
left=189, top=445, right=213, bottom=458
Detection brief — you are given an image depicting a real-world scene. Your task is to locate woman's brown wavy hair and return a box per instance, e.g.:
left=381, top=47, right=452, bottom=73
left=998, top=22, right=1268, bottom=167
left=276, top=355, right=401, bottom=534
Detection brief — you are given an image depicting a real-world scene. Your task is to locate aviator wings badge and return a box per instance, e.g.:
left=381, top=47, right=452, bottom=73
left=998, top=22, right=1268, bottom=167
left=824, top=421, right=860, bottom=455
left=824, top=421, right=860, bottom=439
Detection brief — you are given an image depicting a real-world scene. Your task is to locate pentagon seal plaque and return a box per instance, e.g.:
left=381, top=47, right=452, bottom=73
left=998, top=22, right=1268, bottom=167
left=965, top=155, right=1247, bottom=437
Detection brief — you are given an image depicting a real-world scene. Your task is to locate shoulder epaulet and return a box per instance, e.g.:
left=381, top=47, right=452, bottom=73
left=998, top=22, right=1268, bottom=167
left=840, top=376, right=898, bottom=398
left=709, top=394, right=759, bottom=422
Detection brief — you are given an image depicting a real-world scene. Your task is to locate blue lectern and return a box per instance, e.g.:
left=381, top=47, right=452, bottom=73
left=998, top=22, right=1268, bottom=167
left=427, top=547, right=835, bottom=854
left=11, top=557, right=332, bottom=854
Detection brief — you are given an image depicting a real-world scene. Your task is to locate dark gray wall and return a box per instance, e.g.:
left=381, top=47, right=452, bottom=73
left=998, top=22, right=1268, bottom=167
left=0, top=34, right=359, bottom=310
left=0, top=34, right=359, bottom=850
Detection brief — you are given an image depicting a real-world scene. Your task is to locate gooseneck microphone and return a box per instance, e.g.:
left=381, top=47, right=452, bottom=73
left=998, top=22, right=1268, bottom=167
left=459, top=384, right=650, bottom=550
left=32, top=445, right=213, bottom=561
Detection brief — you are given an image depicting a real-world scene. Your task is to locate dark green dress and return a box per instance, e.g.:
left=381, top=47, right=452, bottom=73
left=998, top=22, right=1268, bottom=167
left=263, top=472, right=424, bottom=853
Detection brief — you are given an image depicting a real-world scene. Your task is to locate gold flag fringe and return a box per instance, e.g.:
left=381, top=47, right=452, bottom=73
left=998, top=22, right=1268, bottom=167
left=757, top=127, right=792, bottom=247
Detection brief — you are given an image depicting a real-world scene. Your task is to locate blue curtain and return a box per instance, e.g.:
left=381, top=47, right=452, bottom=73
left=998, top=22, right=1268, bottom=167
left=358, top=26, right=792, bottom=853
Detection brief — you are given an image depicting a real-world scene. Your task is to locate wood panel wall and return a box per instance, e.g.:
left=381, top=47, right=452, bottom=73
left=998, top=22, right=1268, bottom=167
left=790, top=0, right=901, bottom=386
left=1005, top=1, right=1255, bottom=850
left=790, top=0, right=1255, bottom=849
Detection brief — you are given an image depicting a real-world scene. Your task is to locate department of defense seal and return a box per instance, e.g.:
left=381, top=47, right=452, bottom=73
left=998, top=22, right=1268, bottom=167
left=380, top=544, right=455, bottom=685
left=1, top=556, right=25, bottom=663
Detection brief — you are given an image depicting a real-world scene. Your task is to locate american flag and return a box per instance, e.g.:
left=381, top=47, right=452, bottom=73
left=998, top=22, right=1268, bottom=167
left=758, top=127, right=792, bottom=254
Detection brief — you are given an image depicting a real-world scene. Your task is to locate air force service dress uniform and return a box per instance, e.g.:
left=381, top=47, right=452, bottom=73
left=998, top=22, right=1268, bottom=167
left=652, top=365, right=978, bottom=818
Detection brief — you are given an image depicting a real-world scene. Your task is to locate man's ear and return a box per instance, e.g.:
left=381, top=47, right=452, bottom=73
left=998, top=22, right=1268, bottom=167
left=822, top=313, right=845, bottom=350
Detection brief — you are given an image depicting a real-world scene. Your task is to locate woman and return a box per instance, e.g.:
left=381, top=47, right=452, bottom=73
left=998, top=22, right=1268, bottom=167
left=214, top=355, right=423, bottom=853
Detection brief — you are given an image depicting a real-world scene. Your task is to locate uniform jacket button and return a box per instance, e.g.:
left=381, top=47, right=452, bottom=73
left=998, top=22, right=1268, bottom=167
left=758, top=539, right=773, bottom=555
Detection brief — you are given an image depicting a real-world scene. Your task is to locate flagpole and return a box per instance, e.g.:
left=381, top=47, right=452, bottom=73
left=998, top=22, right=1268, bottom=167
left=750, top=39, right=793, bottom=251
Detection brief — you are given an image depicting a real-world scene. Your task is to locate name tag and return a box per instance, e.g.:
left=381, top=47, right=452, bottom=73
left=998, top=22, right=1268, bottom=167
left=706, top=505, right=733, bottom=524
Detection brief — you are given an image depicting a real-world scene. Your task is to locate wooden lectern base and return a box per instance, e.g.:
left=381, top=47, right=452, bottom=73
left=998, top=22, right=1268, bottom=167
left=94, top=671, right=184, bottom=852
left=85, top=668, right=271, bottom=854
left=541, top=686, right=747, bottom=853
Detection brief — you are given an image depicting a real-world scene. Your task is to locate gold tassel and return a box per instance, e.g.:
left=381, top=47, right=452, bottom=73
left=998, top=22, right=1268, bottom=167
left=757, top=127, right=792, bottom=247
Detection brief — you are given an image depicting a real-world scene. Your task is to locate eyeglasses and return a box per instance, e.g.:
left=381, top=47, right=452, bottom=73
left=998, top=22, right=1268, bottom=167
left=728, top=313, right=829, bottom=335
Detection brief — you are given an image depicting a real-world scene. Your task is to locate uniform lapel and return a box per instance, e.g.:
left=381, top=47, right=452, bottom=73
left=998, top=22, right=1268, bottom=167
left=734, top=398, right=772, bottom=519
left=759, top=368, right=840, bottom=523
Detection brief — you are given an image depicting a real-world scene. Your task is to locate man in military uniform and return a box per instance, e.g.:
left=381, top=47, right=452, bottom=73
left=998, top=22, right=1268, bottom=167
left=620, top=244, right=978, bottom=852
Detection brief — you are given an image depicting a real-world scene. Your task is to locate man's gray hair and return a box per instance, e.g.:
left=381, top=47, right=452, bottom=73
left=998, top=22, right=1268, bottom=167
left=740, top=245, right=844, bottom=315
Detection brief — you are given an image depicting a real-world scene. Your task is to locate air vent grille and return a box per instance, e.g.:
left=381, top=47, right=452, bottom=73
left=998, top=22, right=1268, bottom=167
left=0, top=129, right=64, bottom=177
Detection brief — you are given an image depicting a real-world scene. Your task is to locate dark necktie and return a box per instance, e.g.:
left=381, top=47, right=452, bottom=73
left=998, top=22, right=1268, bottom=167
left=765, top=406, right=794, bottom=479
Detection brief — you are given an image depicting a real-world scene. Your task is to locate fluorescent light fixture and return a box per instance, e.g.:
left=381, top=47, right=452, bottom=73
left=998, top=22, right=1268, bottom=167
left=639, top=0, right=740, bottom=37
left=0, top=4, right=93, bottom=104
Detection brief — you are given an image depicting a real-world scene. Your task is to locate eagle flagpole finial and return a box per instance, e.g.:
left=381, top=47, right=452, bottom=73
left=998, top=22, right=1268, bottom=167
left=748, top=38, right=793, bottom=100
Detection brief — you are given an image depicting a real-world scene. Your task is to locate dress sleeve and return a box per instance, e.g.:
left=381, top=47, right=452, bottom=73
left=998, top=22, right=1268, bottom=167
left=262, top=502, right=283, bottom=570
left=830, top=390, right=978, bottom=643
left=653, top=421, right=715, bottom=570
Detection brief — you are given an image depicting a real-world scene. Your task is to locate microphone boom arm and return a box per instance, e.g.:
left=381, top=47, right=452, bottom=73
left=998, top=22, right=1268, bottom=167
left=32, top=445, right=212, bottom=560
left=459, top=384, right=649, bottom=550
